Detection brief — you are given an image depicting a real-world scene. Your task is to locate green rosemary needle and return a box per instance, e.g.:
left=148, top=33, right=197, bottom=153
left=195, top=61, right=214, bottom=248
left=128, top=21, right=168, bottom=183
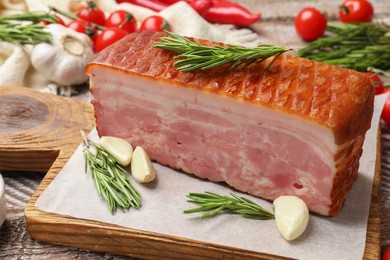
left=0, top=11, right=58, bottom=24
left=154, top=31, right=289, bottom=72
left=81, top=132, right=141, bottom=214
left=298, top=22, right=390, bottom=71
left=0, top=23, right=51, bottom=45
left=184, top=192, right=274, bottom=220
left=0, top=12, right=57, bottom=45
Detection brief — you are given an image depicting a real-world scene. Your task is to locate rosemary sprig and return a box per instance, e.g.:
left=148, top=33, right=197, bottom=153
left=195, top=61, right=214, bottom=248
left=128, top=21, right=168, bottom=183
left=0, top=12, right=57, bottom=45
left=81, top=132, right=141, bottom=214
left=154, top=31, right=289, bottom=72
left=0, top=24, right=51, bottom=45
left=184, top=192, right=274, bottom=220
left=298, top=22, right=390, bottom=71
left=0, top=11, right=58, bottom=24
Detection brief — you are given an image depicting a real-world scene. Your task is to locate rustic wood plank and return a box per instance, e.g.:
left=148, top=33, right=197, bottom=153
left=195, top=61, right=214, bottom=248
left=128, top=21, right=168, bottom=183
left=363, top=129, right=382, bottom=259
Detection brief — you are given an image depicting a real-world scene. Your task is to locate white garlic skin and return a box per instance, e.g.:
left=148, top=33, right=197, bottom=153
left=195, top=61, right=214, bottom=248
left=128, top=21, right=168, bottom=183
left=30, top=24, right=94, bottom=86
left=273, top=196, right=309, bottom=241
left=100, top=136, right=133, bottom=167
left=131, top=146, right=156, bottom=183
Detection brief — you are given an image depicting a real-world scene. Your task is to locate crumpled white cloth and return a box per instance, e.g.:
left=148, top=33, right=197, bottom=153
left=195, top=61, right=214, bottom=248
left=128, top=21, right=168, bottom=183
left=0, top=0, right=262, bottom=96
left=0, top=0, right=26, bottom=15
left=0, top=42, right=30, bottom=86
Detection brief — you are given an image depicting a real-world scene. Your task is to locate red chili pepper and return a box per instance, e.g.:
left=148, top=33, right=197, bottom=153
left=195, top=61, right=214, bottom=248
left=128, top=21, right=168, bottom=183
left=204, top=0, right=260, bottom=27
left=159, top=0, right=181, bottom=4
left=186, top=0, right=213, bottom=16
left=116, top=0, right=169, bottom=12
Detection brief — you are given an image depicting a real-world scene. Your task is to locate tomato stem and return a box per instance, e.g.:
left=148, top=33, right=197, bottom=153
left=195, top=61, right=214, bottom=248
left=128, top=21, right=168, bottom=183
left=339, top=5, right=350, bottom=15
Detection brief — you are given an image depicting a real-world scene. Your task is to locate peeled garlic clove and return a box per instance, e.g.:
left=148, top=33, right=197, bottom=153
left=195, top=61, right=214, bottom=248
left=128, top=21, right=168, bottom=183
left=273, top=196, right=309, bottom=241
left=100, top=136, right=133, bottom=167
left=131, top=146, right=156, bottom=183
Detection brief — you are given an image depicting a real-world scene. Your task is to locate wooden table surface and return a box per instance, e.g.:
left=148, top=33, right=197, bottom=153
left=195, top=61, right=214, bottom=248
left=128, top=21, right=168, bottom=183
left=1, top=0, right=390, bottom=259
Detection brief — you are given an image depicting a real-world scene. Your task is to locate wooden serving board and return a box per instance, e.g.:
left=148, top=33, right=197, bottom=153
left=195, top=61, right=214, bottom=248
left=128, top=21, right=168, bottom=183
left=0, top=87, right=381, bottom=259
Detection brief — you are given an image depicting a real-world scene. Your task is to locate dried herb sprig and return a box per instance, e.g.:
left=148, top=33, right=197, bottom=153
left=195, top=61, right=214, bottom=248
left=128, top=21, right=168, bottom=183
left=184, top=192, right=274, bottom=220
left=0, top=12, right=57, bottom=45
left=154, top=31, right=289, bottom=72
left=81, top=131, right=141, bottom=214
left=298, top=22, right=390, bottom=72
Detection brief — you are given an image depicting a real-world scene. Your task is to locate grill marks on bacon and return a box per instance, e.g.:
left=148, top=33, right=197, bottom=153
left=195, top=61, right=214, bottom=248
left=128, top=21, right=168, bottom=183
left=86, top=31, right=374, bottom=216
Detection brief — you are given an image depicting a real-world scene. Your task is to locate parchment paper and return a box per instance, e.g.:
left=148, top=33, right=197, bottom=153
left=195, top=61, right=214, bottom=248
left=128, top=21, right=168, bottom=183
left=36, top=94, right=388, bottom=260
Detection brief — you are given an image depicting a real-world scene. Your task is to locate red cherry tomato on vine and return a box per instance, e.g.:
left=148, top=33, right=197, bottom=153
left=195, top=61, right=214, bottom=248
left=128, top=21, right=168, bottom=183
left=139, top=15, right=171, bottom=32
left=67, top=20, right=88, bottom=34
left=339, top=0, right=374, bottom=23
left=295, top=7, right=327, bottom=42
left=363, top=72, right=385, bottom=95
left=77, top=1, right=106, bottom=26
left=94, top=27, right=128, bottom=53
left=67, top=20, right=98, bottom=44
left=383, top=246, right=390, bottom=260
left=382, top=88, right=390, bottom=127
left=105, top=10, right=137, bottom=34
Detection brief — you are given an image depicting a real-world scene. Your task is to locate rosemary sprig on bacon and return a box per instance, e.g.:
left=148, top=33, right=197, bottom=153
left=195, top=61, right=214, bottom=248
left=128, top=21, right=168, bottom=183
left=154, top=31, right=289, bottom=72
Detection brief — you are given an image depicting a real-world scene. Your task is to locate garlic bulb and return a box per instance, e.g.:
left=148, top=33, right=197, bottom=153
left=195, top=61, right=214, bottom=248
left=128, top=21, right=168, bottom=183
left=30, top=24, right=93, bottom=86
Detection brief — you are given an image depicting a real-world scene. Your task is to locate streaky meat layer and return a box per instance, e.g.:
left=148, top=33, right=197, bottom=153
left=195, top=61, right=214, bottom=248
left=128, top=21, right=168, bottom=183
left=86, top=31, right=374, bottom=216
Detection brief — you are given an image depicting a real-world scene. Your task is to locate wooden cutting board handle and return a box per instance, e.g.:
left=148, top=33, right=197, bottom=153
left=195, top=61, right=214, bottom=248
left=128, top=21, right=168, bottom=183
left=0, top=86, right=95, bottom=172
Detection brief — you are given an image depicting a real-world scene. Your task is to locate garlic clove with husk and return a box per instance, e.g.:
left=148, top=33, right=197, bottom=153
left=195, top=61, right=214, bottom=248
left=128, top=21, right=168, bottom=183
left=273, top=196, right=309, bottom=241
left=131, top=146, right=156, bottom=183
left=100, top=136, right=133, bottom=167
left=30, top=24, right=94, bottom=86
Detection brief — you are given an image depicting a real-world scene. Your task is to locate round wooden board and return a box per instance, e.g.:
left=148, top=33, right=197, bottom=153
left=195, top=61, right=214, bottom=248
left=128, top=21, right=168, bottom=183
left=0, top=86, right=95, bottom=172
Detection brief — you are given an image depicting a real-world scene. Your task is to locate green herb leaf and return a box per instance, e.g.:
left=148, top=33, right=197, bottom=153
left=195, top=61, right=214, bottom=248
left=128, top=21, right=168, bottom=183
left=154, top=31, right=290, bottom=72
left=0, top=12, right=57, bottom=45
left=298, top=22, right=390, bottom=72
left=0, top=11, right=58, bottom=24
left=81, top=131, right=141, bottom=214
left=184, top=192, right=274, bottom=220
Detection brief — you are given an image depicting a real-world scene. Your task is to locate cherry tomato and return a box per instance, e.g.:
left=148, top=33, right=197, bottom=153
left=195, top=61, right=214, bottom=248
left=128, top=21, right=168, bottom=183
left=94, top=27, right=128, bottom=53
left=384, top=246, right=390, bottom=260
left=105, top=10, right=137, bottom=34
left=382, top=88, right=390, bottom=127
left=139, top=15, right=171, bottom=32
left=67, top=20, right=98, bottom=44
left=77, top=1, right=106, bottom=26
left=339, top=0, right=374, bottom=23
left=295, top=7, right=327, bottom=42
left=67, top=20, right=88, bottom=34
left=363, top=72, right=385, bottom=95
left=41, top=15, right=65, bottom=26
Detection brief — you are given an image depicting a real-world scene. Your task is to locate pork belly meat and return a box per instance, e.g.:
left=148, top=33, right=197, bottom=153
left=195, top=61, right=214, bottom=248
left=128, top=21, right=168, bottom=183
left=86, top=31, right=374, bottom=216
